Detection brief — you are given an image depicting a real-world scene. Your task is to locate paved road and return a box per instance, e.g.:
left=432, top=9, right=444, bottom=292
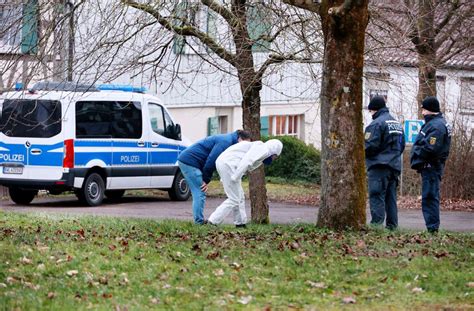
left=1, top=196, right=473, bottom=232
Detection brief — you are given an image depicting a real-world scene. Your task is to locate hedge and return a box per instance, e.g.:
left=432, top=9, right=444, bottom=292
left=263, top=136, right=321, bottom=184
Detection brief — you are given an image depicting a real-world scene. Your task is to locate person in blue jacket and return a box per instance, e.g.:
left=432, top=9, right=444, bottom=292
left=410, top=97, right=451, bottom=233
left=364, top=96, right=405, bottom=229
left=178, top=130, right=251, bottom=224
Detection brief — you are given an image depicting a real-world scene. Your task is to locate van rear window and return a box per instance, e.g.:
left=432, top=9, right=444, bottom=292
left=0, top=99, right=62, bottom=138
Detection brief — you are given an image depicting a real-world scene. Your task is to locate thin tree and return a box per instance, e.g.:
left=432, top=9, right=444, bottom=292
left=117, top=0, right=316, bottom=223
left=283, top=0, right=368, bottom=229
left=370, top=0, right=473, bottom=118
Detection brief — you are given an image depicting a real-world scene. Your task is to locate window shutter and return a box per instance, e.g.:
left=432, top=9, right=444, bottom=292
left=172, top=1, right=187, bottom=54
left=260, top=116, right=269, bottom=137
left=207, top=117, right=219, bottom=136
left=21, top=0, right=38, bottom=54
left=247, top=5, right=271, bottom=53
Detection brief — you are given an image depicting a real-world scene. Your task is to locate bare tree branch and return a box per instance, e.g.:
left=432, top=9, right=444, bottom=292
left=281, top=0, right=320, bottom=13
left=121, top=0, right=237, bottom=67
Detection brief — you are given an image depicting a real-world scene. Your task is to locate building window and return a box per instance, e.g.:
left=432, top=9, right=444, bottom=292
left=460, top=78, right=474, bottom=115
left=268, top=115, right=301, bottom=138
left=437, top=76, right=446, bottom=112
left=0, top=2, right=22, bottom=50
left=207, top=115, right=228, bottom=135
left=172, top=1, right=215, bottom=55
left=247, top=3, right=271, bottom=53
left=365, top=72, right=390, bottom=108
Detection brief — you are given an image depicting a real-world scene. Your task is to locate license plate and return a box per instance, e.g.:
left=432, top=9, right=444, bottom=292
left=3, top=166, right=23, bottom=174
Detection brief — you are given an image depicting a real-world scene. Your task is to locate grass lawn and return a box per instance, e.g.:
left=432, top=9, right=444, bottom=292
left=124, top=179, right=320, bottom=207
left=0, top=213, right=472, bottom=310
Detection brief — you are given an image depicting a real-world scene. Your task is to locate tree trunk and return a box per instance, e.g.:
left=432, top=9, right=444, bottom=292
left=232, top=0, right=269, bottom=224
left=415, top=0, right=437, bottom=119
left=242, top=85, right=269, bottom=224
left=417, top=52, right=437, bottom=118
left=316, top=0, right=369, bottom=230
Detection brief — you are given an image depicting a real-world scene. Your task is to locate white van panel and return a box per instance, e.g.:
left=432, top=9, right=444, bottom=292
left=108, top=176, right=150, bottom=189
left=150, top=175, right=174, bottom=188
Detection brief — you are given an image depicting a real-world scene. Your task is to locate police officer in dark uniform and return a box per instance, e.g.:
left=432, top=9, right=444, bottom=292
left=364, top=96, right=405, bottom=229
left=410, top=96, right=451, bottom=233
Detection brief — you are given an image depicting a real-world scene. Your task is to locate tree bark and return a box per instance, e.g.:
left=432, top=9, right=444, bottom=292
left=316, top=0, right=368, bottom=230
left=414, top=0, right=437, bottom=119
left=232, top=0, right=269, bottom=224
left=417, top=51, right=437, bottom=118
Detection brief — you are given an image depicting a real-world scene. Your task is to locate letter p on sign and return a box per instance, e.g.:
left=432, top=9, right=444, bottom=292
left=404, top=120, right=424, bottom=144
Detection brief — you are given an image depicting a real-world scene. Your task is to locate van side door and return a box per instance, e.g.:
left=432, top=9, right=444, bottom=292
left=109, top=101, right=149, bottom=189
left=148, top=103, right=179, bottom=188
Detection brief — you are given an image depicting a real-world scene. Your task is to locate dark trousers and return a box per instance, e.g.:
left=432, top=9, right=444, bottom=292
left=368, top=167, right=399, bottom=229
left=421, top=166, right=443, bottom=231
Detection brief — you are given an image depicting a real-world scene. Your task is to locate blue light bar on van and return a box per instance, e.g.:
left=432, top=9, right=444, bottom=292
left=97, top=84, right=147, bottom=93
left=15, top=82, right=24, bottom=91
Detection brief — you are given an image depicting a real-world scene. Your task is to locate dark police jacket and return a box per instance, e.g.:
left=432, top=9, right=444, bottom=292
left=364, top=108, right=405, bottom=172
left=410, top=113, right=451, bottom=170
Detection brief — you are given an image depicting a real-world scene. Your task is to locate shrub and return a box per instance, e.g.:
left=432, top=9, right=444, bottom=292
left=263, top=136, right=321, bottom=184
left=441, top=124, right=473, bottom=200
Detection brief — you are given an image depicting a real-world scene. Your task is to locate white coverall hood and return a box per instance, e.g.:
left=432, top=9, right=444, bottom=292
left=265, top=139, right=283, bottom=157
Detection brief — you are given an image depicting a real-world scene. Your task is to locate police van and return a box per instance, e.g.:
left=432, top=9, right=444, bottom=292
left=0, top=81, right=190, bottom=206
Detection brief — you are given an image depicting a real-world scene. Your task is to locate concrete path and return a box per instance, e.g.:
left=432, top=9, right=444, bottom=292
left=1, top=196, right=473, bottom=232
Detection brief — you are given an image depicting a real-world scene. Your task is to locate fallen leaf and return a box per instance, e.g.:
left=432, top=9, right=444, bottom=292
left=306, top=281, right=326, bottom=289
left=6, top=277, right=17, bottom=284
left=24, top=282, right=40, bottom=290
left=150, top=297, right=160, bottom=304
left=67, top=270, right=79, bottom=277
left=238, top=295, right=252, bottom=305
left=466, top=282, right=474, bottom=288
left=37, top=263, right=45, bottom=271
left=412, top=287, right=424, bottom=293
left=0, top=283, right=7, bottom=288
left=20, top=257, right=32, bottom=265
left=47, top=292, right=55, bottom=299
left=342, top=297, right=356, bottom=304
left=214, top=269, right=225, bottom=276
left=229, top=262, right=242, bottom=269
left=207, top=251, right=221, bottom=260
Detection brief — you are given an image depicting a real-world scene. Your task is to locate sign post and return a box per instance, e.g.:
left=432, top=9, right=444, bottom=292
left=401, top=120, right=424, bottom=196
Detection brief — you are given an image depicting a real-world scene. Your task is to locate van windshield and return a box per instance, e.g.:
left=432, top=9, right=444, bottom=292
left=0, top=99, right=62, bottom=138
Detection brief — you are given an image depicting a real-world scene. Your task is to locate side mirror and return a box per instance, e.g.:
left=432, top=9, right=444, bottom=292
left=174, top=124, right=182, bottom=141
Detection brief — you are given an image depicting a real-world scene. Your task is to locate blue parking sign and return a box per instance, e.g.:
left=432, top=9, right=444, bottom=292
left=404, top=120, right=424, bottom=144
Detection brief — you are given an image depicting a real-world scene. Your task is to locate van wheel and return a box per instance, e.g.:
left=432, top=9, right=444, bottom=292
left=168, top=171, right=190, bottom=201
left=9, top=187, right=37, bottom=205
left=77, top=173, right=105, bottom=206
left=105, top=190, right=125, bottom=201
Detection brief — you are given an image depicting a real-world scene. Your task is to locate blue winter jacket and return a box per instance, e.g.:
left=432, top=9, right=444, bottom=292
left=364, top=107, right=405, bottom=172
left=178, top=131, right=239, bottom=183
left=410, top=113, right=451, bottom=170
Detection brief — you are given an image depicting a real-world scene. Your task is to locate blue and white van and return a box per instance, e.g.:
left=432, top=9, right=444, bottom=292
left=0, top=82, right=190, bottom=206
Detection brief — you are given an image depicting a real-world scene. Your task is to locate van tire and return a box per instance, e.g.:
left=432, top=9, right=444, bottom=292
left=168, top=171, right=190, bottom=201
left=9, top=187, right=37, bottom=205
left=78, top=173, right=105, bottom=206
left=105, top=190, right=125, bottom=201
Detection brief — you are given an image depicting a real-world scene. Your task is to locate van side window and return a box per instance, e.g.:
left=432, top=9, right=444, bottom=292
left=76, top=101, right=142, bottom=139
left=149, top=103, right=166, bottom=135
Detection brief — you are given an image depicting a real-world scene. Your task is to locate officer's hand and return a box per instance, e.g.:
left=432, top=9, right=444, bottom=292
left=200, top=182, right=208, bottom=193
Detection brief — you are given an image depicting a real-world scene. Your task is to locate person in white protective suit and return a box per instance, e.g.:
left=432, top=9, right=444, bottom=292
left=208, top=139, right=283, bottom=227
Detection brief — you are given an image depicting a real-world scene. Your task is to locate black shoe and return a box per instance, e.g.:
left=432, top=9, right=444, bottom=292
left=235, top=224, right=247, bottom=228
left=202, top=219, right=208, bottom=225
left=427, top=228, right=439, bottom=234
